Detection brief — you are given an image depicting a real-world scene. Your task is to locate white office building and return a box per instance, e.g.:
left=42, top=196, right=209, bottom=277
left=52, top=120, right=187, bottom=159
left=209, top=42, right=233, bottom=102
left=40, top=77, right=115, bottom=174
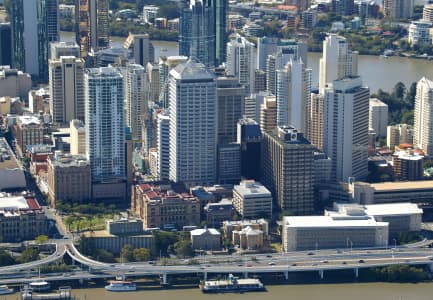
left=233, top=180, right=272, bottom=219
left=323, top=76, right=370, bottom=182
left=369, top=98, right=388, bottom=138
left=276, top=58, right=311, bottom=132
left=85, top=67, right=125, bottom=182
left=125, top=63, right=147, bottom=142
left=282, top=215, right=388, bottom=251
left=50, top=41, right=80, bottom=59
left=414, top=77, right=433, bottom=156
left=157, top=111, right=170, bottom=180
left=226, top=34, right=257, bottom=95
left=319, top=34, right=358, bottom=92
left=49, top=56, right=85, bottom=124
left=168, top=58, right=217, bottom=186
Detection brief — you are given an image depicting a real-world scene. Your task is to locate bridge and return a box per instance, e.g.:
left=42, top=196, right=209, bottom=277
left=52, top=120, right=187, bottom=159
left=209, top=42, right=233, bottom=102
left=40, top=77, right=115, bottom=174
left=1, top=239, right=433, bottom=285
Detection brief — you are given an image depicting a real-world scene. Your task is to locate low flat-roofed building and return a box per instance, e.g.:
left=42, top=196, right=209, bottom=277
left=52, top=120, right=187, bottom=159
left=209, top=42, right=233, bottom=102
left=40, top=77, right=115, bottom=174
left=350, top=180, right=433, bottom=206
left=190, top=228, right=221, bottom=251
left=0, top=194, right=48, bottom=242
left=282, top=215, right=388, bottom=251
left=233, top=180, right=272, bottom=219
left=203, top=199, right=234, bottom=227
left=107, top=218, right=144, bottom=235
left=331, top=202, right=423, bottom=237
left=82, top=230, right=153, bottom=254
left=0, top=138, right=26, bottom=191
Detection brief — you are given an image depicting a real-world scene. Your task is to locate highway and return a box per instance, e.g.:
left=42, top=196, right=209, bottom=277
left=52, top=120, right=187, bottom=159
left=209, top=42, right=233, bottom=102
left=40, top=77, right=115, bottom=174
left=2, top=239, right=433, bottom=284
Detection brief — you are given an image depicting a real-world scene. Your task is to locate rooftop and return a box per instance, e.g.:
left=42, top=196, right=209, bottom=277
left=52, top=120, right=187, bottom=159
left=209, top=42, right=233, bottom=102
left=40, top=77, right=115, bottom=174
left=170, top=58, right=215, bottom=81
left=0, top=138, right=21, bottom=170
left=284, top=215, right=388, bottom=228
left=17, top=115, right=40, bottom=126
left=369, top=98, right=388, bottom=107
left=234, top=180, right=272, bottom=197
left=50, top=153, right=89, bottom=168
left=358, top=180, right=433, bottom=191
left=333, top=202, right=423, bottom=217
left=190, top=228, right=221, bottom=236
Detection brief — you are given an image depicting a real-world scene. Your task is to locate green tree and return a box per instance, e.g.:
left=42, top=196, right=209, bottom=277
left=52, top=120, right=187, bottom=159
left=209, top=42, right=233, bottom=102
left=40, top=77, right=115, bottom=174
left=17, top=247, right=39, bottom=263
left=133, top=248, right=151, bottom=261
left=392, top=82, right=406, bottom=99
left=157, top=4, right=180, bottom=19
left=0, top=249, right=15, bottom=266
left=151, top=231, right=178, bottom=257
left=120, top=244, right=134, bottom=262
left=174, top=240, right=194, bottom=258
left=78, top=236, right=96, bottom=256
left=95, top=249, right=115, bottom=263
left=35, top=235, right=49, bottom=244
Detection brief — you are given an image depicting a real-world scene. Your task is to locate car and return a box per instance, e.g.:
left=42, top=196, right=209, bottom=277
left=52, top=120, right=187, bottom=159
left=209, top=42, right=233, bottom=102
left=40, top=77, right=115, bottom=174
left=266, top=254, right=272, bottom=258
left=268, top=262, right=276, bottom=265
left=307, top=252, right=314, bottom=255
left=237, top=263, right=243, bottom=267
left=291, top=263, right=297, bottom=266
left=148, top=261, right=154, bottom=264
left=321, top=260, right=328, bottom=263
left=110, top=264, right=115, bottom=267
left=342, top=261, right=347, bottom=265
left=429, top=256, right=433, bottom=261
left=358, top=259, right=365, bottom=263
left=336, top=250, right=342, bottom=254
left=312, top=263, right=317, bottom=266
left=246, top=264, right=252, bottom=267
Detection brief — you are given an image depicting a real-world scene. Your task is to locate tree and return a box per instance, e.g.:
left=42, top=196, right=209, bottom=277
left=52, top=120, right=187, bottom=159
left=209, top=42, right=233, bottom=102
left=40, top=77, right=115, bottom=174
left=133, top=248, right=151, bottom=261
left=392, top=82, right=406, bottom=99
left=120, top=244, right=134, bottom=262
left=95, top=249, right=115, bottom=263
left=78, top=236, right=96, bottom=256
left=17, top=247, right=39, bottom=263
left=0, top=249, right=15, bottom=266
left=174, top=240, right=194, bottom=258
left=151, top=231, right=178, bottom=257
left=35, top=235, right=49, bottom=244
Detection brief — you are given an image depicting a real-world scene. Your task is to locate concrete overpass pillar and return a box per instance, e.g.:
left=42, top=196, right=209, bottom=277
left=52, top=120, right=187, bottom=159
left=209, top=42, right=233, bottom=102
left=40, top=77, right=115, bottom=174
left=162, top=273, right=168, bottom=285
left=429, top=264, right=433, bottom=272
left=354, top=268, right=359, bottom=278
left=284, top=271, right=289, bottom=280
left=204, top=272, right=207, bottom=281
left=79, top=278, right=84, bottom=285
left=319, top=270, right=324, bottom=279
left=244, top=272, right=248, bottom=278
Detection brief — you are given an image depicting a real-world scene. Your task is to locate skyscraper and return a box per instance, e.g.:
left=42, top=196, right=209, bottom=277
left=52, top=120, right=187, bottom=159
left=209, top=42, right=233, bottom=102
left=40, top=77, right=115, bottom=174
left=260, top=95, right=277, bottom=133
left=49, top=56, right=85, bottom=124
left=125, top=64, right=148, bottom=142
left=157, top=112, right=170, bottom=181
left=306, top=90, right=324, bottom=150
left=0, top=23, right=11, bottom=67
left=276, top=58, right=312, bottom=132
left=215, top=0, right=227, bottom=65
left=323, top=76, right=369, bottom=182
left=85, top=67, right=125, bottom=182
left=123, top=33, right=155, bottom=67
left=168, top=58, right=217, bottom=186
left=179, top=0, right=216, bottom=67
left=237, top=117, right=262, bottom=180
left=226, top=34, right=257, bottom=95
left=11, top=0, right=59, bottom=82
left=75, top=0, right=109, bottom=58
left=262, top=126, right=315, bottom=214
left=414, top=77, right=433, bottom=156
left=216, top=76, right=245, bottom=144
left=319, top=34, right=358, bottom=92
left=383, top=0, right=414, bottom=20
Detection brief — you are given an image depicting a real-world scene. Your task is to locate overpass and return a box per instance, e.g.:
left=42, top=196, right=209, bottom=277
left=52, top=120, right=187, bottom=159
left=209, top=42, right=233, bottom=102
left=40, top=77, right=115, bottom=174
left=1, top=239, right=433, bottom=285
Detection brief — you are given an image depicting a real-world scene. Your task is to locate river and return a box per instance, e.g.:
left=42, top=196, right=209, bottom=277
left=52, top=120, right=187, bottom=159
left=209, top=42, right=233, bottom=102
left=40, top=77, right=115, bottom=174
left=60, top=32, right=433, bottom=94
left=4, top=282, right=433, bottom=300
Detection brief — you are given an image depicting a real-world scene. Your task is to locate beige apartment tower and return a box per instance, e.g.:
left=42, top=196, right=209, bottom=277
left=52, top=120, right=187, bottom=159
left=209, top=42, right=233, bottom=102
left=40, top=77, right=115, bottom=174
left=49, top=56, right=85, bottom=124
left=70, top=119, right=86, bottom=155
left=414, top=77, right=433, bottom=156
left=260, top=95, right=277, bottom=133
left=306, top=91, right=324, bottom=150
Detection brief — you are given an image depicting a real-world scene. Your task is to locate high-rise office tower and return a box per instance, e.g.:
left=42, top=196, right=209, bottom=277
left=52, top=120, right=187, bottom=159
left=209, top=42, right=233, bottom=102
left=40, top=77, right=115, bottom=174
left=323, top=76, right=369, bottom=182
left=215, top=0, right=227, bottom=65
left=265, top=40, right=308, bottom=95
left=125, top=64, right=148, bottom=143
left=260, top=95, right=277, bottom=133
left=0, top=23, right=11, bottom=67
left=157, top=112, right=170, bottom=181
left=306, top=90, right=324, bottom=150
left=158, top=56, right=188, bottom=108
left=179, top=0, right=216, bottom=67
left=168, top=58, right=217, bottom=186
left=414, top=77, right=433, bottom=156
left=49, top=56, right=85, bottom=124
left=262, top=126, right=315, bottom=214
left=226, top=34, right=257, bottom=95
left=146, top=62, right=160, bottom=102
left=85, top=67, right=125, bottom=182
left=75, top=0, right=109, bottom=58
left=276, top=58, right=312, bottom=132
left=257, top=36, right=279, bottom=71
left=11, top=0, right=59, bottom=82
left=332, top=0, right=354, bottom=15
left=383, top=0, right=413, bottom=20
left=319, top=34, right=358, bottom=92
left=216, top=76, right=245, bottom=144
left=237, top=117, right=262, bottom=180
left=50, top=41, right=80, bottom=59
left=124, top=33, right=155, bottom=67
